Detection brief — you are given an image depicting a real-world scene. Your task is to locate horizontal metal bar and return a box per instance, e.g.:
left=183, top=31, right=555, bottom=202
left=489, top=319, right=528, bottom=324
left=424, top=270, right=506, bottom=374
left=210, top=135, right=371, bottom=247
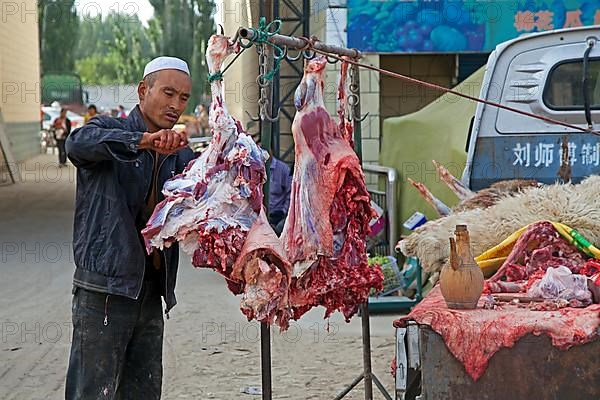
left=238, top=27, right=361, bottom=59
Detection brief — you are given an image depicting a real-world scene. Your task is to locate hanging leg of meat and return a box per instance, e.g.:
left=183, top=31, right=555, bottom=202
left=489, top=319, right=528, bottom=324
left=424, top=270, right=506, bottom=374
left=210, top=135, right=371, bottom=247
left=142, top=34, right=267, bottom=292
left=231, top=209, right=292, bottom=328
left=454, top=179, right=540, bottom=212
left=336, top=59, right=354, bottom=145
left=432, top=160, right=474, bottom=200
left=281, top=56, right=383, bottom=321
left=408, top=178, right=452, bottom=217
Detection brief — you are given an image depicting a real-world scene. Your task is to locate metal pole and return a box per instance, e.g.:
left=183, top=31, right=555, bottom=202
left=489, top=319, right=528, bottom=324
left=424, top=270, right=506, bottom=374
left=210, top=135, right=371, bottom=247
left=238, top=28, right=361, bottom=59
left=360, top=304, right=374, bottom=400
left=333, top=374, right=364, bottom=400
left=260, top=322, right=272, bottom=399
left=0, top=112, right=20, bottom=183
left=272, top=0, right=280, bottom=159
left=258, top=4, right=273, bottom=399
left=351, top=63, right=374, bottom=400
left=350, top=63, right=363, bottom=161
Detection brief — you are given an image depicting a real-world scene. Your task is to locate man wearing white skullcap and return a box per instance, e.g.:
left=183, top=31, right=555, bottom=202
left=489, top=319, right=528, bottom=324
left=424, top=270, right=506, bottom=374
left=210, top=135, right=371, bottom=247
left=143, top=56, right=190, bottom=78
left=65, top=56, right=196, bottom=399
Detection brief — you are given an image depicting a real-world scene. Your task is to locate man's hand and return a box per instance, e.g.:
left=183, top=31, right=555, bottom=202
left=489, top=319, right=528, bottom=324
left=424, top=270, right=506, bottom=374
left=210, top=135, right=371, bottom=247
left=139, top=129, right=188, bottom=154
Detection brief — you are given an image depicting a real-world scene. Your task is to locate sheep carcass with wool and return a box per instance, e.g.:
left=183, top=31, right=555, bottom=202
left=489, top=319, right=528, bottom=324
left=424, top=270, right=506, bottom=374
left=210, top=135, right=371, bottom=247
left=399, top=176, right=600, bottom=274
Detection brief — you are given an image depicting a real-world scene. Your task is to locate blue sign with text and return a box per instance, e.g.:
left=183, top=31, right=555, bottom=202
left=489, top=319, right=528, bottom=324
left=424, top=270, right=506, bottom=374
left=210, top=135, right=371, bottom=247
left=348, top=0, right=600, bottom=53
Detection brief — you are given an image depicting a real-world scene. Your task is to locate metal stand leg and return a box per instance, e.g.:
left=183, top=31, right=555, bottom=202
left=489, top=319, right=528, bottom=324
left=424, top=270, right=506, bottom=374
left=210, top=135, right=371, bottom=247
left=362, top=303, right=374, bottom=399
left=261, top=322, right=272, bottom=400
left=334, top=303, right=393, bottom=400
left=333, top=374, right=364, bottom=400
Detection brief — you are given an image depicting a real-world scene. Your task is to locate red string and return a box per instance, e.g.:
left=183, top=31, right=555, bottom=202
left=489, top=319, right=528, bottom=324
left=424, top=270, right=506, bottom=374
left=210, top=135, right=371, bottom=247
left=313, top=49, right=600, bottom=137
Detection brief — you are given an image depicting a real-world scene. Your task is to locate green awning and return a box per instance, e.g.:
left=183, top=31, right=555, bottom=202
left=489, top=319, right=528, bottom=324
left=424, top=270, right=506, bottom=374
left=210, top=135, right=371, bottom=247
left=379, top=67, right=485, bottom=236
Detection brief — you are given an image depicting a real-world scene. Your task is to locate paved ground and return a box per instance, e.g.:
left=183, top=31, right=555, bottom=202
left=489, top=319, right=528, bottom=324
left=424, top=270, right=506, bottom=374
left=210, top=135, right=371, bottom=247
left=0, top=155, right=399, bottom=399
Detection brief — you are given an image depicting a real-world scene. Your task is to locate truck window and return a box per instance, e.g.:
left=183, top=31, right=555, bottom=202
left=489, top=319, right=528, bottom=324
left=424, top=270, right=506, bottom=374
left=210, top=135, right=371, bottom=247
left=543, top=59, right=600, bottom=110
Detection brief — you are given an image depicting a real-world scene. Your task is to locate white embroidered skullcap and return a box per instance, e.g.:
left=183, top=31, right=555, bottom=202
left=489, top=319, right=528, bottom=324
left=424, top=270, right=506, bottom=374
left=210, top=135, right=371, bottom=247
left=143, top=56, right=190, bottom=79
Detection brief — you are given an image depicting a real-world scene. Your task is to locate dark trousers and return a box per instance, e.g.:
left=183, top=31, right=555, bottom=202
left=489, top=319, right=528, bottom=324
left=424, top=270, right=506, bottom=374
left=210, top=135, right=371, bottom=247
left=56, top=139, right=67, bottom=165
left=66, top=281, right=164, bottom=400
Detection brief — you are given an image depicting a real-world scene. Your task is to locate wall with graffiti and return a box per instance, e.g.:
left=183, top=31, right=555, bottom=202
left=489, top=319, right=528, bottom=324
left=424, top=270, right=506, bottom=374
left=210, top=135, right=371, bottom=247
left=348, top=0, right=600, bottom=53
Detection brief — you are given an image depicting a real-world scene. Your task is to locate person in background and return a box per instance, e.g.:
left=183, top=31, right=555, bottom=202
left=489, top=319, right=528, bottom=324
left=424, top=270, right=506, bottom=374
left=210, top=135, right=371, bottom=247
left=83, top=104, right=97, bottom=124
left=52, top=108, right=71, bottom=167
left=118, top=105, right=127, bottom=118
left=194, top=103, right=209, bottom=136
left=268, top=155, right=292, bottom=234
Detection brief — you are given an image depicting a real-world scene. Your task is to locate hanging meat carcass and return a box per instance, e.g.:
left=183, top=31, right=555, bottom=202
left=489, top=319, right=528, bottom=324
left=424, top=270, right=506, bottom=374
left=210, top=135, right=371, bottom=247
left=231, top=209, right=292, bottom=328
left=142, top=34, right=269, bottom=295
left=282, top=56, right=384, bottom=321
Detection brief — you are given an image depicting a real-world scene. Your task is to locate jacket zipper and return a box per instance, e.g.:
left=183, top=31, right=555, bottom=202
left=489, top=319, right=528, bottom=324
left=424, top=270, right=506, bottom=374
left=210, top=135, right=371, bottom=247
left=133, top=152, right=176, bottom=308
left=161, top=251, right=170, bottom=319
left=104, top=294, right=110, bottom=326
left=133, top=152, right=153, bottom=300
left=157, top=154, right=175, bottom=318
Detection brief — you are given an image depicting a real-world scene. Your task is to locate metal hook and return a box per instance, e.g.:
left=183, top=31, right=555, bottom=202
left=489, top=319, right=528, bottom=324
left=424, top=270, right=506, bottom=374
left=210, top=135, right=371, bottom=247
left=273, top=45, right=285, bottom=60
left=326, top=54, right=339, bottom=64
left=266, top=19, right=282, bottom=34
left=256, top=75, right=271, bottom=88
left=303, top=49, right=316, bottom=60
left=347, top=93, right=359, bottom=107
left=217, top=24, right=224, bottom=35
left=285, top=47, right=303, bottom=62
left=231, top=27, right=243, bottom=44
left=245, top=110, right=261, bottom=122
left=353, top=112, right=370, bottom=123
left=263, top=107, right=281, bottom=122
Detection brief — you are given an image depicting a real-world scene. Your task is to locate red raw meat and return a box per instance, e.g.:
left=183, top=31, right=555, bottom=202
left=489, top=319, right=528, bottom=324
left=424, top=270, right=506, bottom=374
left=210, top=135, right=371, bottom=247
left=490, top=221, right=586, bottom=285
left=231, top=209, right=292, bottom=328
left=281, top=56, right=383, bottom=320
left=581, top=259, right=600, bottom=278
left=336, top=59, right=354, bottom=146
left=142, top=34, right=268, bottom=300
left=395, top=287, right=600, bottom=380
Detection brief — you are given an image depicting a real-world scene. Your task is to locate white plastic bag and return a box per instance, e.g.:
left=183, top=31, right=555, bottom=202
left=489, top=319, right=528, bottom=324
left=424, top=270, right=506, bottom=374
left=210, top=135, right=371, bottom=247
left=527, top=266, right=592, bottom=305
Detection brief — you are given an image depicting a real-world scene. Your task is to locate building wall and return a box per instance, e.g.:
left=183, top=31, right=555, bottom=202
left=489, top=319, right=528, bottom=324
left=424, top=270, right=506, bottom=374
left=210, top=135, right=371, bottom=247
left=0, top=0, right=41, bottom=162
left=220, top=0, right=261, bottom=132
left=380, top=55, right=455, bottom=121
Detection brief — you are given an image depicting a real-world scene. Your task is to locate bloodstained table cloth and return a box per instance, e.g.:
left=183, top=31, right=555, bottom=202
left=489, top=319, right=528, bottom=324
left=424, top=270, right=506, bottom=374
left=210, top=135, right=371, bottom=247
left=394, top=287, right=600, bottom=380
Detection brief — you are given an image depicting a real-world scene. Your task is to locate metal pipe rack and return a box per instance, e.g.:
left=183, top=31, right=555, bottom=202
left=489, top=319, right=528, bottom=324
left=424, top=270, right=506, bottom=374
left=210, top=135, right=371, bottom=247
left=237, top=27, right=362, bottom=59
left=237, top=20, right=390, bottom=400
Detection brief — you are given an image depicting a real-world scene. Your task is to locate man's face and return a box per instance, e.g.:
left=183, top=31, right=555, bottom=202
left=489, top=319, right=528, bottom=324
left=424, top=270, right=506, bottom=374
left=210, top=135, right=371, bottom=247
left=138, top=70, right=192, bottom=131
left=88, top=108, right=96, bottom=116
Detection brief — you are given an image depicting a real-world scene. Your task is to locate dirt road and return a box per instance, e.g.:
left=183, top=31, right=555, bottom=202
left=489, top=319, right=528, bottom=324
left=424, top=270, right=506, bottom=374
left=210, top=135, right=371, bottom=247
left=0, top=155, right=398, bottom=399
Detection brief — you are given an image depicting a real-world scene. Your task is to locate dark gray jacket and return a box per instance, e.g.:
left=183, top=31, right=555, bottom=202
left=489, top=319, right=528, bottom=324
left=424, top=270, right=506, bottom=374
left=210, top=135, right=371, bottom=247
left=66, top=106, right=195, bottom=313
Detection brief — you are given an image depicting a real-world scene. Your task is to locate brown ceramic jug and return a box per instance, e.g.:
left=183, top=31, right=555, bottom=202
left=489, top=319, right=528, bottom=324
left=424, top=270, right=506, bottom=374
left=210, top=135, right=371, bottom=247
left=440, top=225, right=484, bottom=309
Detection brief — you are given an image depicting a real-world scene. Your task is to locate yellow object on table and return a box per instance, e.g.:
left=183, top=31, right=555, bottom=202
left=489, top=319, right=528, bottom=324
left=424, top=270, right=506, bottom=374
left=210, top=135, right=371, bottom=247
left=474, top=220, right=600, bottom=277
